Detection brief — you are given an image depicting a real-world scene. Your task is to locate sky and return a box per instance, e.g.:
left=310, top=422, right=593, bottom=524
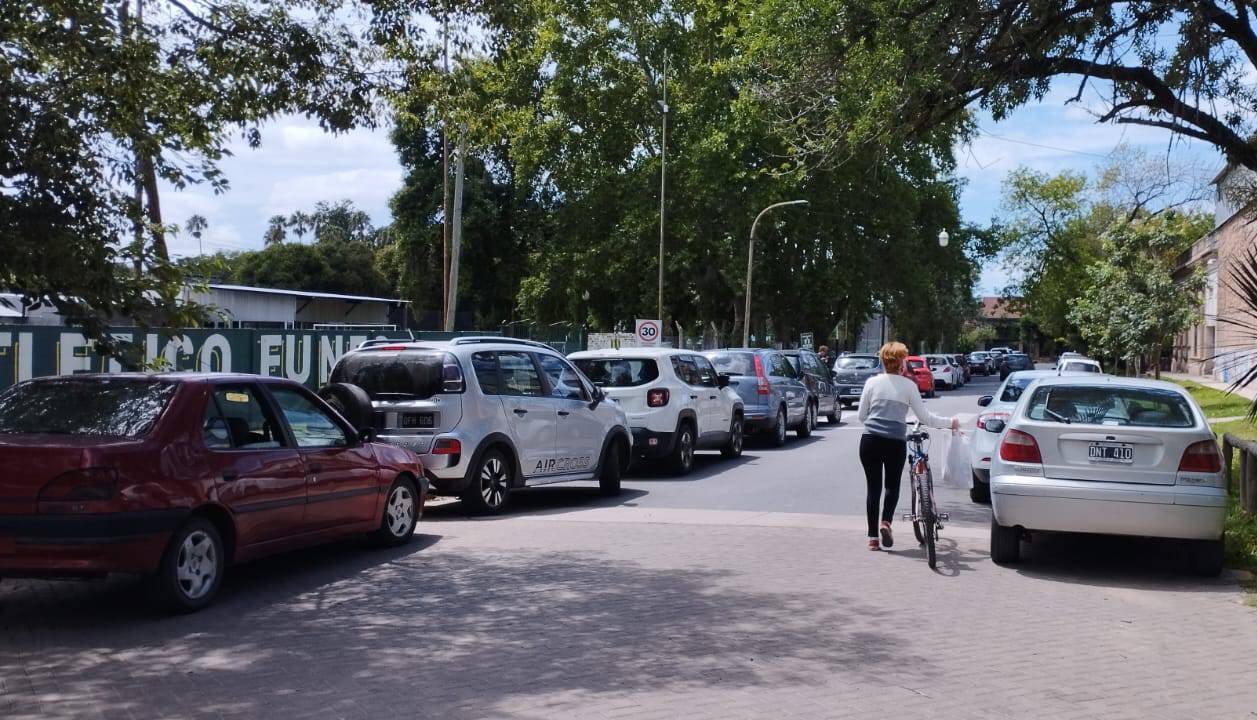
left=161, top=83, right=1225, bottom=297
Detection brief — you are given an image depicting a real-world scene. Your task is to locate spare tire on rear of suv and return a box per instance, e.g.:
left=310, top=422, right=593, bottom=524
left=318, top=383, right=374, bottom=431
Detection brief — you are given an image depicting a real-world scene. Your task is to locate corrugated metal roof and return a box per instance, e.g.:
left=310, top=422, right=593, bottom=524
left=204, top=284, right=409, bottom=304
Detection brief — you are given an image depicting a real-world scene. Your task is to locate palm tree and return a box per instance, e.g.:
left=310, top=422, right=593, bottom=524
left=264, top=215, right=287, bottom=246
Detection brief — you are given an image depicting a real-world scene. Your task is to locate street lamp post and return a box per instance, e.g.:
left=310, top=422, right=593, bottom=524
left=743, top=200, right=808, bottom=347
left=656, top=53, right=669, bottom=328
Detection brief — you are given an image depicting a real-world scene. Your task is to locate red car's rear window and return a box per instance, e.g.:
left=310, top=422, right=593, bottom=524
left=0, top=378, right=176, bottom=437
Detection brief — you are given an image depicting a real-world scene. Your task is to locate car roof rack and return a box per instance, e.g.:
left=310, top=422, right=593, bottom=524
left=449, top=336, right=553, bottom=349
left=356, top=338, right=416, bottom=349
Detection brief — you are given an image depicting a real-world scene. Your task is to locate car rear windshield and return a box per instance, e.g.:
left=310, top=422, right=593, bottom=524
left=706, top=352, right=757, bottom=376
left=0, top=378, right=176, bottom=437
left=1025, top=385, right=1196, bottom=427
left=1060, top=361, right=1100, bottom=373
left=1006, top=355, right=1032, bottom=369
left=572, top=358, right=659, bottom=387
left=330, top=350, right=449, bottom=399
left=836, top=356, right=878, bottom=370
left=907, top=359, right=925, bottom=370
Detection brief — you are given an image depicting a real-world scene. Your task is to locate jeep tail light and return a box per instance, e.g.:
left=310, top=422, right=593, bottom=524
left=1179, top=440, right=1222, bottom=473
left=753, top=355, right=770, bottom=395
left=976, top=412, right=1009, bottom=431
left=432, top=438, right=461, bottom=455
left=999, top=429, right=1042, bottom=464
left=37, top=467, right=117, bottom=513
left=647, top=388, right=670, bottom=407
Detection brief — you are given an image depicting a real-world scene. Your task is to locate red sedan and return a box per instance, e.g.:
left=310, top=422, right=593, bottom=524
left=0, top=373, right=426, bottom=612
left=903, top=356, right=936, bottom=398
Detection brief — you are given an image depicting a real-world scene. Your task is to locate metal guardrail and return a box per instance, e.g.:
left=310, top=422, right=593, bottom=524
left=1221, top=433, right=1257, bottom=513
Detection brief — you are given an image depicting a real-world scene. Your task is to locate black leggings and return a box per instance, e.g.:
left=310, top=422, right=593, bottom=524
left=859, top=433, right=907, bottom=538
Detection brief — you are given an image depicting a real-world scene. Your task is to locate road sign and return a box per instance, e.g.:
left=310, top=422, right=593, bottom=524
left=800, top=332, right=814, bottom=350
left=635, top=319, right=661, bottom=347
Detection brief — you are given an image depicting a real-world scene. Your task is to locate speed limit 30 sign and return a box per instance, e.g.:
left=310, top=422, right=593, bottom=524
left=635, top=319, right=661, bottom=347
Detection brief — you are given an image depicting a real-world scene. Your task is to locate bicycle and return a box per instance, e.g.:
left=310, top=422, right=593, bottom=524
left=903, top=423, right=949, bottom=569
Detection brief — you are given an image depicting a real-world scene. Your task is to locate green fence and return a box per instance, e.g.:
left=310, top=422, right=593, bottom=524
left=0, top=326, right=512, bottom=391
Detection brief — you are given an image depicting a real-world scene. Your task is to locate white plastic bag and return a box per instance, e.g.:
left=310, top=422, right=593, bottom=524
left=941, top=429, right=974, bottom=489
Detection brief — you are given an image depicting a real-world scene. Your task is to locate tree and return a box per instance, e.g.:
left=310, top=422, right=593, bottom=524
left=746, top=1, right=1257, bottom=176
left=264, top=216, right=287, bottom=246
left=398, top=0, right=981, bottom=343
left=1, top=1, right=424, bottom=351
left=185, top=214, right=208, bottom=256
left=1069, top=213, right=1210, bottom=377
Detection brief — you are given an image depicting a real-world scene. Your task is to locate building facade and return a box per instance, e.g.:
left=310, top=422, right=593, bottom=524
left=1173, top=165, right=1254, bottom=381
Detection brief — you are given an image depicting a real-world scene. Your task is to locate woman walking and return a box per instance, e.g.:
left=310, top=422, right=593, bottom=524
left=856, top=342, right=957, bottom=551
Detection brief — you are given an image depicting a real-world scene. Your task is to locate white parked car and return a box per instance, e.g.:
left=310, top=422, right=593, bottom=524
left=970, top=370, right=1089, bottom=503
left=987, top=376, right=1227, bottom=575
left=570, top=348, right=744, bottom=474
left=924, top=354, right=960, bottom=390
left=1057, top=357, right=1102, bottom=373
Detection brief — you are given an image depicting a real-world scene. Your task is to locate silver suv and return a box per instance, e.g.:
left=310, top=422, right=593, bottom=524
left=327, top=337, right=631, bottom=514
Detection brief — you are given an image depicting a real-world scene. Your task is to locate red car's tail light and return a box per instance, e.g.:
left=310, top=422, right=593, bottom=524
left=37, top=467, right=118, bottom=513
left=432, top=438, right=462, bottom=455
left=647, top=388, right=670, bottom=407
left=999, top=430, right=1042, bottom=464
left=1179, top=440, right=1222, bottom=473
left=753, top=355, right=770, bottom=395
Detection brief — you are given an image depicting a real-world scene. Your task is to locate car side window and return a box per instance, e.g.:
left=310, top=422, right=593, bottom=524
left=472, top=352, right=500, bottom=395
left=804, top=352, right=824, bottom=376
left=498, top=352, right=544, bottom=397
left=768, top=353, right=794, bottom=378
left=269, top=387, right=349, bottom=448
left=692, top=355, right=719, bottom=387
left=537, top=354, right=588, bottom=400
left=671, top=355, right=704, bottom=387
left=207, top=385, right=286, bottom=449
left=202, top=396, right=232, bottom=449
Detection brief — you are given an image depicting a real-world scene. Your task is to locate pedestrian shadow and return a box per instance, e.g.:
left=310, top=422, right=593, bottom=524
left=885, top=536, right=986, bottom=577
left=1010, top=532, right=1240, bottom=593
left=0, top=533, right=935, bottom=720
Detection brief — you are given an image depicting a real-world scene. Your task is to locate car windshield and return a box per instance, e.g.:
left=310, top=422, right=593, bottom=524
left=330, top=350, right=448, bottom=399
left=0, top=378, right=176, bottom=437
left=572, top=358, right=659, bottom=387
left=999, top=377, right=1036, bottom=403
left=1025, top=385, right=1196, bottom=427
left=836, top=356, right=878, bottom=370
left=927, top=357, right=945, bottom=366
left=706, top=352, right=757, bottom=376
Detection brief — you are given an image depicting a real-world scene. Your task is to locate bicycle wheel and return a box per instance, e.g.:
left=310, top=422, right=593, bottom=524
left=910, top=473, right=925, bottom=545
left=921, top=469, right=937, bottom=569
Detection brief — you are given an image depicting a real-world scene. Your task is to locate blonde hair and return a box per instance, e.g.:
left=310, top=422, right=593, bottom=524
left=879, top=341, right=909, bottom=375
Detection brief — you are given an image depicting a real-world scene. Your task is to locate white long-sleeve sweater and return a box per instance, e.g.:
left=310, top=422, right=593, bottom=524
left=856, top=373, right=952, bottom=440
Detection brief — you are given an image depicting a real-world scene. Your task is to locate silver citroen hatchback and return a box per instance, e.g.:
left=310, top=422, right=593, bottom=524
left=327, top=337, right=631, bottom=514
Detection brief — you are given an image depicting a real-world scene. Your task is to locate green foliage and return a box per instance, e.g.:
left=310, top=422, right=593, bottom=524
left=1, top=0, right=421, bottom=349
left=743, top=1, right=1257, bottom=175
left=1172, top=381, right=1252, bottom=420
left=389, top=0, right=981, bottom=344
left=957, top=324, right=997, bottom=353
left=1068, top=213, right=1209, bottom=375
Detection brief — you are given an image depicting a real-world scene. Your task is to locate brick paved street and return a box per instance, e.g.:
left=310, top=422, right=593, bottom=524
left=3, top=379, right=1256, bottom=719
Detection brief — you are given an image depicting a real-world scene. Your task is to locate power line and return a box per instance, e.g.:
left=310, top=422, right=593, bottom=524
left=972, top=128, right=1114, bottom=160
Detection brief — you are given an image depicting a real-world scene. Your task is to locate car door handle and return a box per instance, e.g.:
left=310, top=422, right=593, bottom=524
left=557, top=410, right=570, bottom=417
left=690, top=395, right=699, bottom=400
left=513, top=408, right=528, bottom=416
left=708, top=395, right=717, bottom=399
left=222, top=470, right=239, bottom=482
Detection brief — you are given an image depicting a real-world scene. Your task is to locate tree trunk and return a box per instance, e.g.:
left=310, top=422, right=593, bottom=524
left=1153, top=341, right=1163, bottom=380
left=139, top=151, right=167, bottom=263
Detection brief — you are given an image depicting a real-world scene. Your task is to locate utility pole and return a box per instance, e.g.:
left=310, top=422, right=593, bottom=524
left=444, top=144, right=465, bottom=332
left=440, top=11, right=451, bottom=322
left=657, top=52, right=669, bottom=328
left=743, top=200, right=808, bottom=347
